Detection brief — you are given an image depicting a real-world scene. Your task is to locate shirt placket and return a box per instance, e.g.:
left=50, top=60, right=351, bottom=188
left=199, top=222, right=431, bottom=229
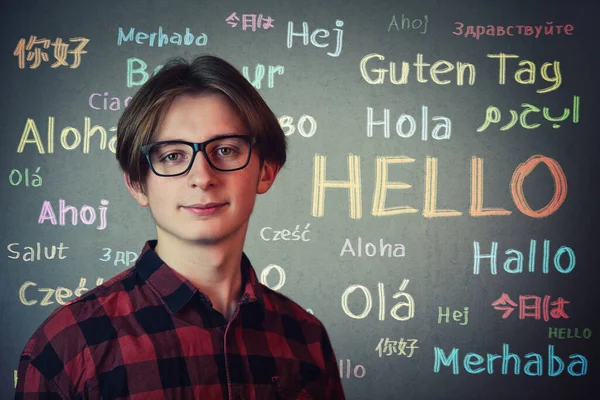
left=224, top=301, right=246, bottom=400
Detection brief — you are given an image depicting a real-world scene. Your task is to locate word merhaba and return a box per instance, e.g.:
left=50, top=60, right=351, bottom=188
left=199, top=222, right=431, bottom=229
left=312, top=154, right=567, bottom=219
left=38, top=199, right=109, bottom=230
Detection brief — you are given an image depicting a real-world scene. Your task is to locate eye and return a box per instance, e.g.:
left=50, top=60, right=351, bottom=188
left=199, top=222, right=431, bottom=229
left=162, top=152, right=183, bottom=162
left=216, top=147, right=237, bottom=156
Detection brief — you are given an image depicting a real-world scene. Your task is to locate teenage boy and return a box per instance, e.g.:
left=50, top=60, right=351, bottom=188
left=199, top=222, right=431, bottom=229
left=16, top=55, right=345, bottom=399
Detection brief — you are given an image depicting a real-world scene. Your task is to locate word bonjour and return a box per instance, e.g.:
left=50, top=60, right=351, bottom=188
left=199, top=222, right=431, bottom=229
left=311, top=154, right=567, bottom=219
left=548, top=328, right=592, bottom=340
left=438, top=306, right=469, bottom=325
left=16, top=117, right=116, bottom=154
left=117, top=26, right=207, bottom=47
left=376, top=338, right=419, bottom=358
left=7, top=242, right=69, bottom=262
left=473, top=240, right=575, bottom=275
left=453, top=21, right=575, bottom=40
left=433, top=343, right=587, bottom=376
left=340, top=237, right=405, bottom=257
left=38, top=199, right=109, bottom=230
left=260, top=223, right=311, bottom=242
left=19, top=277, right=104, bottom=306
left=342, top=280, right=414, bottom=321
left=287, top=19, right=344, bottom=57
left=100, top=248, right=139, bottom=266
left=360, top=53, right=561, bottom=93
left=388, top=14, right=428, bottom=34
left=8, top=167, right=42, bottom=187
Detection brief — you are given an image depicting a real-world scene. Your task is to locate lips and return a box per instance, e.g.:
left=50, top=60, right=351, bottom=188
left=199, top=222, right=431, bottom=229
left=182, top=202, right=228, bottom=215
left=186, top=202, right=226, bottom=209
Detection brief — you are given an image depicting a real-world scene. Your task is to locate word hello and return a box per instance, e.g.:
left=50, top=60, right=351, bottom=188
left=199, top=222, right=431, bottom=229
left=434, top=343, right=587, bottom=376
left=548, top=327, right=592, bottom=340
left=340, top=237, right=405, bottom=257
left=16, top=117, right=116, bottom=154
left=473, top=239, right=575, bottom=275
left=388, top=14, right=429, bottom=34
left=38, top=199, right=109, bottom=230
left=117, top=26, right=208, bottom=47
left=287, top=19, right=344, bottom=57
left=438, top=306, right=469, bottom=325
left=7, top=242, right=69, bottom=262
left=260, top=223, right=311, bottom=242
left=367, top=106, right=451, bottom=140
left=89, top=92, right=132, bottom=111
left=8, top=167, right=42, bottom=187
left=19, top=277, right=104, bottom=306
left=342, top=280, right=414, bottom=321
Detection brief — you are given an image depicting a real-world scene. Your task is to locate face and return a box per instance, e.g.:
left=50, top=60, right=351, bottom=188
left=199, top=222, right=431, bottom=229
left=125, top=92, right=278, bottom=246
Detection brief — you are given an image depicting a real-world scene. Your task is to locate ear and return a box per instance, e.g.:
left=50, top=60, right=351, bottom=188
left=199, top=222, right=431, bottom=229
left=256, top=160, right=279, bottom=195
left=124, top=172, right=149, bottom=207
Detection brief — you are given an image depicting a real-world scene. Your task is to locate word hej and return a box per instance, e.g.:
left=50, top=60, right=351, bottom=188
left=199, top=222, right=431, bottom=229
left=342, top=280, right=414, bottom=321
left=226, top=12, right=274, bottom=31
left=492, top=293, right=569, bottom=321
left=438, top=306, right=469, bottom=326
left=311, top=154, right=567, bottom=219
left=13, top=36, right=89, bottom=69
left=38, top=199, right=109, bottom=230
left=478, top=95, right=579, bottom=131
left=388, top=14, right=428, bottom=34
left=8, top=167, right=42, bottom=187
left=287, top=19, right=344, bottom=57
left=473, top=240, right=575, bottom=275
left=8, top=242, right=68, bottom=262
left=453, top=21, right=575, bottom=40
left=360, top=53, right=561, bottom=93
left=19, top=277, right=104, bottom=306
left=433, top=343, right=587, bottom=377
left=376, top=338, right=419, bottom=358
left=340, top=237, right=405, bottom=258
left=117, top=26, right=207, bottom=47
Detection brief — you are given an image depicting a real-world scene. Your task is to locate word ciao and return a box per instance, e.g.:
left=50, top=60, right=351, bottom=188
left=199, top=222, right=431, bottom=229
left=388, top=14, right=428, bottom=34
left=7, top=242, right=69, bottom=262
left=454, top=21, right=575, bottom=40
left=100, top=248, right=139, bottom=266
left=438, top=306, right=469, bottom=325
left=89, top=92, right=132, bottom=111
left=473, top=240, right=575, bottom=275
left=38, top=199, right=109, bottom=230
left=260, top=224, right=311, bottom=242
left=16, top=117, right=116, bottom=154
left=340, top=237, right=405, bottom=257
left=342, top=280, right=414, bottom=321
left=492, top=293, right=569, bottom=321
left=367, top=106, right=451, bottom=140
left=478, top=95, right=580, bottom=131
left=117, top=26, right=207, bottom=47
left=287, top=19, right=344, bottom=57
left=19, top=277, right=104, bottom=306
left=549, top=328, right=592, bottom=340
left=433, top=343, right=587, bottom=376
left=360, top=53, right=561, bottom=93
left=312, top=154, right=567, bottom=219
left=376, top=338, right=419, bottom=358
left=8, top=167, right=42, bottom=187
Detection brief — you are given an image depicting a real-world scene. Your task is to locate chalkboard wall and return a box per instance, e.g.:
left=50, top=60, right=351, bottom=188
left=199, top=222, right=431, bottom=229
left=1, top=0, right=598, bottom=398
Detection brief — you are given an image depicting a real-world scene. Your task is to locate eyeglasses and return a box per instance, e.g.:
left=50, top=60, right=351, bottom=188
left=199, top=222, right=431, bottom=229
left=140, top=135, right=256, bottom=177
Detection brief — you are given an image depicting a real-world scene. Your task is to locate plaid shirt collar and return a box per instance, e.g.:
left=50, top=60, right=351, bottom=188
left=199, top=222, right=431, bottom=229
left=135, top=240, right=263, bottom=315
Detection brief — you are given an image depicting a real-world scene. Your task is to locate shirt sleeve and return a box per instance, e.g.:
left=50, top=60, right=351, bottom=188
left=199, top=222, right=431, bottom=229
left=14, top=339, right=65, bottom=400
left=320, top=327, right=346, bottom=399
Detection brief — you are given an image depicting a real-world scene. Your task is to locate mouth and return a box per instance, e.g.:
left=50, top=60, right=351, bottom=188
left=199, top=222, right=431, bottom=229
left=182, top=202, right=228, bottom=215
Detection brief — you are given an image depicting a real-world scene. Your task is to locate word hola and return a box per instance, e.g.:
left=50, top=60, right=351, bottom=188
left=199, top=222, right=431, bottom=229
left=14, top=36, right=89, bottom=69
left=376, top=338, right=419, bottom=357
left=19, top=277, right=104, bottom=306
left=492, top=293, right=569, bottom=321
left=260, top=224, right=311, bottom=242
left=367, top=106, right=451, bottom=140
left=117, top=26, right=207, bottom=47
left=7, top=242, right=69, bottom=262
left=17, top=117, right=116, bottom=154
left=89, top=92, right=132, bottom=111
left=8, top=167, right=42, bottom=187
left=339, top=359, right=366, bottom=379
left=438, top=306, right=469, bottom=325
left=360, top=53, right=475, bottom=86
left=38, top=199, right=109, bottom=230
left=340, top=237, right=405, bottom=257
left=488, top=53, right=561, bottom=93
left=287, top=19, right=344, bottom=57
left=342, top=279, right=414, bottom=321
left=548, top=327, right=592, bottom=340
left=477, top=95, right=580, bottom=131
left=473, top=239, right=575, bottom=275
left=433, top=343, right=587, bottom=376
left=388, top=14, right=428, bottom=34
left=226, top=13, right=274, bottom=31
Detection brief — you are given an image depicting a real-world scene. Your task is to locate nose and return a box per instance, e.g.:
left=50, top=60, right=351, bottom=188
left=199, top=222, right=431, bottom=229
left=186, top=150, right=217, bottom=188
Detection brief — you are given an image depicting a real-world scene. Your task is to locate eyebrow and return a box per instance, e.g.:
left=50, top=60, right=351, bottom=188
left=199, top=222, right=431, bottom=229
left=157, top=133, right=248, bottom=142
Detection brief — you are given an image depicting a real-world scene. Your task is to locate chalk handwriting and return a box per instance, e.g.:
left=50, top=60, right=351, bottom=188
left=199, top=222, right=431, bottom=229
left=89, top=92, right=132, bottom=111
left=338, top=359, right=366, bottom=379
left=279, top=115, right=317, bottom=137
left=7, top=242, right=68, bottom=262
left=13, top=36, right=89, bottom=69
left=492, top=293, right=570, bottom=321
left=99, top=248, right=138, bottom=266
left=241, top=64, right=285, bottom=89
left=226, top=12, right=275, bottom=31
left=287, top=19, right=344, bottom=57
left=339, top=237, right=405, bottom=257
left=454, top=22, right=575, bottom=39
left=376, top=338, right=419, bottom=357
left=260, top=224, right=311, bottom=242
left=487, top=53, right=561, bottom=93
left=342, top=280, right=414, bottom=321
left=438, top=306, right=469, bottom=325
left=388, top=14, right=428, bottom=34
left=548, top=328, right=592, bottom=340
left=38, top=199, right=109, bottom=230
left=117, top=27, right=207, bottom=47
left=9, top=167, right=42, bottom=187
left=367, top=106, right=451, bottom=140
left=19, top=277, right=104, bottom=306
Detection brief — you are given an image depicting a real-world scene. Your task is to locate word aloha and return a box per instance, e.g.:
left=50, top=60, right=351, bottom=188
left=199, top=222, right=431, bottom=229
left=492, top=293, right=569, bottom=321
left=13, top=36, right=89, bottom=69
left=478, top=96, right=579, bottom=131
left=226, top=12, right=274, bottom=31
left=339, top=237, right=405, bottom=257
left=453, top=21, right=575, bottom=40
left=375, top=338, right=419, bottom=357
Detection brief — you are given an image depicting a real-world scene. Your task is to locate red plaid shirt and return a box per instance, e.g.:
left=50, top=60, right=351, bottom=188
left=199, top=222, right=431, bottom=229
left=15, top=240, right=345, bottom=399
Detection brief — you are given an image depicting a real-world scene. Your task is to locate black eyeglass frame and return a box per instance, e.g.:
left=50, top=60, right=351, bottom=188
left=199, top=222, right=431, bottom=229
left=140, top=134, right=257, bottom=177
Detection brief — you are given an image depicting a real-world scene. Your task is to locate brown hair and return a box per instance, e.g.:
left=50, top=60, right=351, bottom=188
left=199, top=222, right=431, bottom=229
left=116, top=55, right=287, bottom=193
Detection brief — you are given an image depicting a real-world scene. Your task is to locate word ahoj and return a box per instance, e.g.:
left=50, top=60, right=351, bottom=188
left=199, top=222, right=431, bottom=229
left=19, top=277, right=104, bottom=306
left=434, top=343, right=587, bottom=376
left=342, top=280, right=414, bottom=321
left=117, top=26, right=207, bottom=47
left=16, top=117, right=116, bottom=154
left=287, top=19, right=344, bottom=57
left=260, top=223, right=311, bottom=242
left=388, top=14, right=428, bottom=34
left=340, top=237, right=405, bottom=257
left=477, top=95, right=580, bottom=131
left=226, top=12, right=274, bottom=31
left=492, top=293, right=569, bottom=321
left=473, top=239, right=575, bottom=275
left=375, top=338, right=419, bottom=357
left=367, top=106, right=451, bottom=140
left=7, top=242, right=69, bottom=262
left=14, top=36, right=89, bottom=69
left=89, top=92, right=132, bottom=111
left=548, top=327, right=592, bottom=340
left=438, top=306, right=469, bottom=325
left=312, top=154, right=567, bottom=219
left=38, top=199, right=109, bottom=230
left=487, top=53, right=561, bottom=93
left=8, top=167, right=42, bottom=187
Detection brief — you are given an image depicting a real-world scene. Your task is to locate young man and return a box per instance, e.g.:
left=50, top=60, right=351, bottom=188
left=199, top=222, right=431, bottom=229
left=15, top=55, right=345, bottom=399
